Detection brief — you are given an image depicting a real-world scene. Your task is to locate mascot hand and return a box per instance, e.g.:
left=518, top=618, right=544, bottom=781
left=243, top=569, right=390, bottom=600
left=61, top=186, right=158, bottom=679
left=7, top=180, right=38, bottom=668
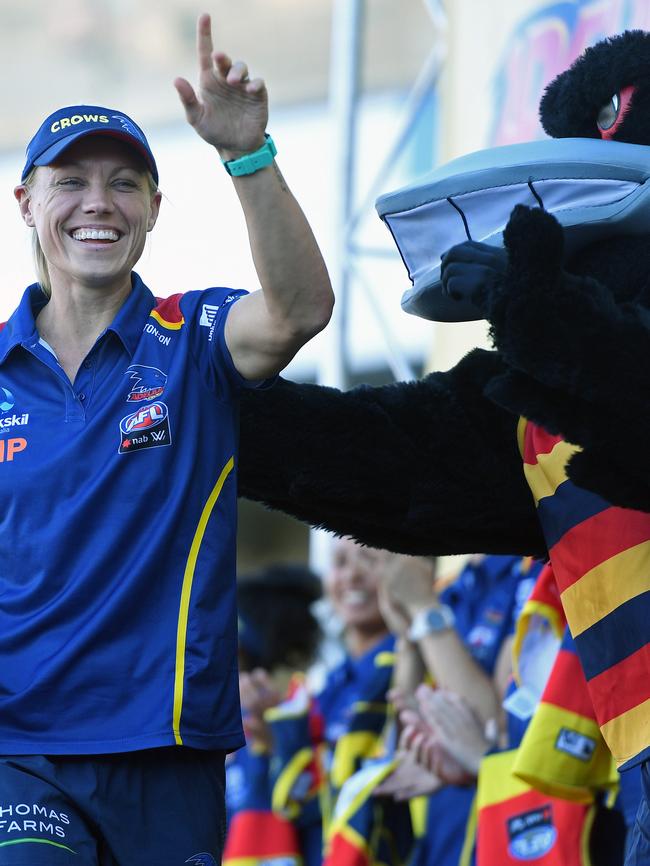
left=485, top=203, right=650, bottom=427
left=440, top=240, right=507, bottom=312
left=487, top=203, right=617, bottom=374
left=501, top=204, right=565, bottom=286
left=486, top=204, right=569, bottom=357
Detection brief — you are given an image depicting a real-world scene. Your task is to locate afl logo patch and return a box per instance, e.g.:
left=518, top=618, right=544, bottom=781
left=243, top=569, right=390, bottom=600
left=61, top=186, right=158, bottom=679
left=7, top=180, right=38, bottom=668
left=507, top=805, right=556, bottom=860
left=119, top=402, right=171, bottom=454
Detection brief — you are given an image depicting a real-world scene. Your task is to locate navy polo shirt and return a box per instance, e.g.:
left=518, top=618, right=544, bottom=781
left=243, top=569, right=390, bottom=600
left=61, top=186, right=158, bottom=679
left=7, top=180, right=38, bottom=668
left=441, top=555, right=540, bottom=675
left=0, top=273, right=260, bottom=755
left=316, top=633, right=395, bottom=746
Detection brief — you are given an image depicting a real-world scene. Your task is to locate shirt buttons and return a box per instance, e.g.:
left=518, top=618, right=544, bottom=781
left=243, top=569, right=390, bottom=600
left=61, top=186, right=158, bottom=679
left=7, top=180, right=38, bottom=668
left=83, top=360, right=92, bottom=370
left=78, top=392, right=86, bottom=402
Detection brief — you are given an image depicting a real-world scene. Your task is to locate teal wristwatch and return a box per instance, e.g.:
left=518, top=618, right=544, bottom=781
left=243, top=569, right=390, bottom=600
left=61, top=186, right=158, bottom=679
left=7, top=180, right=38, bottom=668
left=222, top=134, right=277, bottom=177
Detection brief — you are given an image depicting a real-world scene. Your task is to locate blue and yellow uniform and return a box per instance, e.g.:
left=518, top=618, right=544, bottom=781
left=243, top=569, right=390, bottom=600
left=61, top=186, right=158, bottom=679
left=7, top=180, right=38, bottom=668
left=0, top=274, right=266, bottom=861
left=225, top=635, right=397, bottom=866
left=412, top=555, right=542, bottom=866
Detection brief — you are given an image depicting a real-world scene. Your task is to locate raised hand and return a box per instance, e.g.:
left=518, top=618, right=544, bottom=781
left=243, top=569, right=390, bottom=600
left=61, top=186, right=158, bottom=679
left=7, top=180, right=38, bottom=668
left=174, top=13, right=268, bottom=157
left=239, top=668, right=282, bottom=716
left=239, top=668, right=282, bottom=752
left=377, top=582, right=411, bottom=637
left=379, top=554, right=437, bottom=620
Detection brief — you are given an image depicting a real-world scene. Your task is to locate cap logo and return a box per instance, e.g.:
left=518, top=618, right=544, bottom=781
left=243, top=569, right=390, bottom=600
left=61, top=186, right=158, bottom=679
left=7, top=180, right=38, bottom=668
left=111, top=114, right=145, bottom=144
left=50, top=114, right=109, bottom=134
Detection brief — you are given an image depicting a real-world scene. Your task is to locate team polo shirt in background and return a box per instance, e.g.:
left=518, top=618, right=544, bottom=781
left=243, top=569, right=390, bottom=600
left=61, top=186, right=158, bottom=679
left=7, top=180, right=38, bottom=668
left=0, top=273, right=263, bottom=755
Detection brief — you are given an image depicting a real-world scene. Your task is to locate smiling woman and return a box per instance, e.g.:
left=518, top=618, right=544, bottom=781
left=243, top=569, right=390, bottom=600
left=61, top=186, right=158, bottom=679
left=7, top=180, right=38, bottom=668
left=17, top=137, right=161, bottom=313
left=325, top=537, right=390, bottom=657
left=20, top=147, right=159, bottom=299
left=0, top=12, right=333, bottom=866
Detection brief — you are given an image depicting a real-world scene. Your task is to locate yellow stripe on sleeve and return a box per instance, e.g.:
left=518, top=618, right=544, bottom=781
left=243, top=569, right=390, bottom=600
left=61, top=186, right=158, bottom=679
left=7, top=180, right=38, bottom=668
left=374, top=651, right=396, bottom=668
left=173, top=456, right=235, bottom=744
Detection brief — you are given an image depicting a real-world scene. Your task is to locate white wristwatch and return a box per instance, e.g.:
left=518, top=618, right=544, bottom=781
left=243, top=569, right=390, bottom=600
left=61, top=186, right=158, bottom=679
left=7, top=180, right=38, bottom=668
left=408, top=604, right=456, bottom=641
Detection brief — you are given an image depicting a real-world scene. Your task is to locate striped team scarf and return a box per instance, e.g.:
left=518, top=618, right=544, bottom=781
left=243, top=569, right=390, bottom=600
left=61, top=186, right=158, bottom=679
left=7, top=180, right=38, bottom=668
left=519, top=418, right=650, bottom=769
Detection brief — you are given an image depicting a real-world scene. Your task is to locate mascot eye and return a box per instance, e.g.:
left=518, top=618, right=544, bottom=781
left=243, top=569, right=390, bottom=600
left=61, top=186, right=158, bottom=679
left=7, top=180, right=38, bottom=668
left=597, top=93, right=620, bottom=130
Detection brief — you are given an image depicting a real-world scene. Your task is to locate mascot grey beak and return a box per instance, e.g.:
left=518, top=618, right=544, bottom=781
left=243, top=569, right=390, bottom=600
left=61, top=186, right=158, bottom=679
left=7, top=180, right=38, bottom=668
left=377, top=29, right=650, bottom=323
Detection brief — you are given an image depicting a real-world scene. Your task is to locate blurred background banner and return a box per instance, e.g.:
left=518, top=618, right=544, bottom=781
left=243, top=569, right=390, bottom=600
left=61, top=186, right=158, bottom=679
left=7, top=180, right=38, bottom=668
left=426, top=0, right=650, bottom=374
left=490, top=0, right=650, bottom=147
left=0, top=0, right=643, bottom=567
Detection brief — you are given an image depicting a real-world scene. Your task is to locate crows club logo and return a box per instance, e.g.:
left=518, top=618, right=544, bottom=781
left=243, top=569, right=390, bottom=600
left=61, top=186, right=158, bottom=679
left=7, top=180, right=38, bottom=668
left=118, top=402, right=171, bottom=454
left=111, top=114, right=146, bottom=144
left=125, top=364, right=167, bottom=402
left=186, top=855, right=218, bottom=866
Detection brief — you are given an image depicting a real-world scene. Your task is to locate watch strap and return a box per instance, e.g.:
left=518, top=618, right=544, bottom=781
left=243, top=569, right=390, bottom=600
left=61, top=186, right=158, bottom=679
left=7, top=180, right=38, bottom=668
left=408, top=604, right=456, bottom=642
left=223, top=133, right=277, bottom=176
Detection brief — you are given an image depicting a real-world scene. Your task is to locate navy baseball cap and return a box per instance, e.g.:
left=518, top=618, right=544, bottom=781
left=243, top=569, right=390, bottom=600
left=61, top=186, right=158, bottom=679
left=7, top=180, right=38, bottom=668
left=21, top=105, right=159, bottom=185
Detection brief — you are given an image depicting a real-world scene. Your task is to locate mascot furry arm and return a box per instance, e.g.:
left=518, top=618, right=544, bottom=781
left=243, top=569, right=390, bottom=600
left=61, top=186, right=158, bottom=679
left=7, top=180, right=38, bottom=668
left=238, top=350, right=545, bottom=557
left=238, top=30, right=650, bottom=556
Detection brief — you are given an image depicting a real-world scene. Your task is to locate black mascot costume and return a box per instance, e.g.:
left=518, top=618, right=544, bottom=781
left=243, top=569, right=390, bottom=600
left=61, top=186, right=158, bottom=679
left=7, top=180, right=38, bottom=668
left=238, top=30, right=650, bottom=863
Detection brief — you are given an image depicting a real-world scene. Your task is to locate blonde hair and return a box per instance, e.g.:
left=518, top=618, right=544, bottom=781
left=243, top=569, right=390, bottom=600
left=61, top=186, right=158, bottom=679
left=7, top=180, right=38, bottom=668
left=22, top=165, right=159, bottom=299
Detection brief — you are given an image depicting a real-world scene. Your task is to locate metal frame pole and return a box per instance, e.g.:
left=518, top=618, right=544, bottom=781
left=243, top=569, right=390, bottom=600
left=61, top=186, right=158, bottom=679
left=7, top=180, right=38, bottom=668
left=310, top=0, right=364, bottom=574
left=318, top=0, right=364, bottom=392
left=310, top=0, right=447, bottom=572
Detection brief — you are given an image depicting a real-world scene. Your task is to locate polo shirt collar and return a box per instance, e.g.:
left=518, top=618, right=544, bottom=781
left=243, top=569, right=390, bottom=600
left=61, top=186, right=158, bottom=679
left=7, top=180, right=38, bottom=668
left=106, top=272, right=156, bottom=357
left=348, top=632, right=395, bottom=681
left=0, top=272, right=156, bottom=365
left=0, top=284, right=47, bottom=364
